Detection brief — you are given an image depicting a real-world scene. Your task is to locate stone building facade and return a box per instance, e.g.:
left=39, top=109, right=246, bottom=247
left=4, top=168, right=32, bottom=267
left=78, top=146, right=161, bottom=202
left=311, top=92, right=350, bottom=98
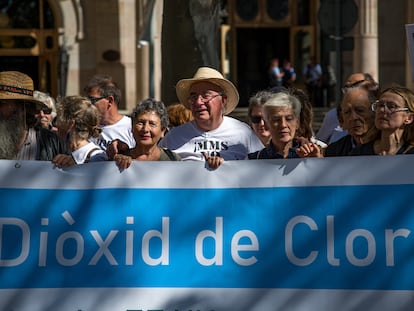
left=0, top=0, right=413, bottom=111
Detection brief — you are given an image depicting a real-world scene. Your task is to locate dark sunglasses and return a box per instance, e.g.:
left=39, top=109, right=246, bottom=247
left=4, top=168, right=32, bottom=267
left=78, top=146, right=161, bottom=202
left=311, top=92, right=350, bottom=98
left=250, top=115, right=264, bottom=124
left=36, top=107, right=53, bottom=114
left=88, top=96, right=107, bottom=104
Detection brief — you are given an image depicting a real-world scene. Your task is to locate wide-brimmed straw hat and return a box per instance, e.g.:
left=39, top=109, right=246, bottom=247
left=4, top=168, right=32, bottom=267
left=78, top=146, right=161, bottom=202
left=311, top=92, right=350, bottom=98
left=176, top=67, right=239, bottom=115
left=0, top=71, right=46, bottom=108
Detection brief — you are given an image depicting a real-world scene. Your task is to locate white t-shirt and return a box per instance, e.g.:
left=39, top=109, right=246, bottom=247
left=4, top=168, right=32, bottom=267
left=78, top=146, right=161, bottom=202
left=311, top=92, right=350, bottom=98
left=93, top=115, right=135, bottom=151
left=159, top=116, right=264, bottom=161
left=72, top=142, right=108, bottom=164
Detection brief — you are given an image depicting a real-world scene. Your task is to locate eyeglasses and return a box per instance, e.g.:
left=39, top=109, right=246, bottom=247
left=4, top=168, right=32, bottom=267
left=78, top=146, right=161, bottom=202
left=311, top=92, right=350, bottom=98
left=188, top=93, right=222, bottom=103
left=371, top=100, right=409, bottom=113
left=36, top=107, right=53, bottom=114
left=250, top=115, right=264, bottom=124
left=88, top=96, right=107, bottom=104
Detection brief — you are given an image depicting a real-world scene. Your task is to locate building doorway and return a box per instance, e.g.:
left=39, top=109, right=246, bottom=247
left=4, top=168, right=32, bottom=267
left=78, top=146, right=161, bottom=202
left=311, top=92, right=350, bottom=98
left=235, top=27, right=290, bottom=107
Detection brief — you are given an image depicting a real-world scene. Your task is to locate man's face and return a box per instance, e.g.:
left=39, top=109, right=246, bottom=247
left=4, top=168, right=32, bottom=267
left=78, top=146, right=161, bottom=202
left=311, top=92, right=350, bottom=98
left=34, top=105, right=53, bottom=129
left=0, top=100, right=26, bottom=159
left=0, top=100, right=19, bottom=119
left=188, top=82, right=225, bottom=124
left=341, top=88, right=373, bottom=138
left=87, top=88, right=110, bottom=124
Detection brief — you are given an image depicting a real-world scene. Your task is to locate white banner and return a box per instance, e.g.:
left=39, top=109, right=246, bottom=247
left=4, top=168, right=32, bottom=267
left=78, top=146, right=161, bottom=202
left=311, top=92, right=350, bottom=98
left=1, top=157, right=414, bottom=311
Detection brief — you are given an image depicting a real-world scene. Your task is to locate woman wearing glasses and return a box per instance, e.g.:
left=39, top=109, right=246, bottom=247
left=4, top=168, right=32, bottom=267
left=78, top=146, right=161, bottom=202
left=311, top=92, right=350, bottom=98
left=350, top=85, right=414, bottom=155
left=248, top=90, right=273, bottom=146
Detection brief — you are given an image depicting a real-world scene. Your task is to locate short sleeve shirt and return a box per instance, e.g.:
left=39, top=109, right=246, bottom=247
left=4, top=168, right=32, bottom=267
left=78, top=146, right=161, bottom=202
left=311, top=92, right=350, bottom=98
left=158, top=116, right=264, bottom=161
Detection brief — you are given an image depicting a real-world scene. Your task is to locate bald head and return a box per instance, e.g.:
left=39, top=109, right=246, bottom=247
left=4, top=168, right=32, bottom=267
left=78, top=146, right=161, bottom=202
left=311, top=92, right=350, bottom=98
left=344, top=72, right=376, bottom=87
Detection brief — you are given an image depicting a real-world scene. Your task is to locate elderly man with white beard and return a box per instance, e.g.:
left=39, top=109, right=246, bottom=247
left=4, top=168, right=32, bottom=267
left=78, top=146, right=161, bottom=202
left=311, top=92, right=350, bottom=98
left=0, top=71, right=69, bottom=160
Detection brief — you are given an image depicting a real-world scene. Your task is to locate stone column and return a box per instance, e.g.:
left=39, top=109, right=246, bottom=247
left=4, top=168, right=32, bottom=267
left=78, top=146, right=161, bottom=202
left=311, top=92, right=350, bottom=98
left=353, top=0, right=378, bottom=82
left=406, top=0, right=414, bottom=89
left=119, top=0, right=137, bottom=112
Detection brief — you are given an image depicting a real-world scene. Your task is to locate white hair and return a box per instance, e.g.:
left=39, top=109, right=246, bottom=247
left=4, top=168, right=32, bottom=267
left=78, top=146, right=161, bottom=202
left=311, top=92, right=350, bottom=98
left=33, top=90, right=57, bottom=118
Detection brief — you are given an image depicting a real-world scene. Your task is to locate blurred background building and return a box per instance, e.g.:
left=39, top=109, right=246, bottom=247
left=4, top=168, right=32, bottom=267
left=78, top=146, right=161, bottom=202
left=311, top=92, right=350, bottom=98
left=0, top=0, right=413, bottom=114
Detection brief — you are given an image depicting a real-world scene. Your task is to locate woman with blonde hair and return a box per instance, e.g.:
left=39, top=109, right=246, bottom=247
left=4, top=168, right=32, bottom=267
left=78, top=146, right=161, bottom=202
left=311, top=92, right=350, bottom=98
left=52, top=96, right=107, bottom=167
left=351, top=85, right=414, bottom=155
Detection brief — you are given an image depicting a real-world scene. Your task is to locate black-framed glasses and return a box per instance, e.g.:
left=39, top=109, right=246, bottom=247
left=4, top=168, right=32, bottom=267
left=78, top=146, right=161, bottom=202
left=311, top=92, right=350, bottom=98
left=88, top=96, right=107, bottom=104
left=188, top=93, right=222, bottom=103
left=36, top=107, right=53, bottom=114
left=250, top=115, right=264, bottom=124
left=371, top=100, right=409, bottom=113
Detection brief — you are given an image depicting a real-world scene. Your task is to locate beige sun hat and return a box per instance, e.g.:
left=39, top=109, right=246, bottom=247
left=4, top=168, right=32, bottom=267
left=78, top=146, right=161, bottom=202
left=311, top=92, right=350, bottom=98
left=176, top=67, right=240, bottom=115
left=0, top=71, right=46, bottom=108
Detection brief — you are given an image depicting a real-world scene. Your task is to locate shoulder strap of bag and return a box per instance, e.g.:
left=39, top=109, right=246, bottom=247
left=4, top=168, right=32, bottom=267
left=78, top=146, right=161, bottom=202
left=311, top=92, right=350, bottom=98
left=163, top=148, right=178, bottom=161
left=84, top=147, right=101, bottom=163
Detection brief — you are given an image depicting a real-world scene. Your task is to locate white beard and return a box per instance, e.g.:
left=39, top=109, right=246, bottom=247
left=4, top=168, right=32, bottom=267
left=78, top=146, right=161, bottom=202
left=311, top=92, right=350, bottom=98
left=0, top=115, right=25, bottom=159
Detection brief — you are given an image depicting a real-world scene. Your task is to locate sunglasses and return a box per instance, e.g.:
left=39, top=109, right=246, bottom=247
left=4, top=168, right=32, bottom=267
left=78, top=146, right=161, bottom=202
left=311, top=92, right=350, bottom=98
left=250, top=115, right=264, bottom=124
left=88, top=96, right=107, bottom=104
left=36, top=107, right=53, bottom=114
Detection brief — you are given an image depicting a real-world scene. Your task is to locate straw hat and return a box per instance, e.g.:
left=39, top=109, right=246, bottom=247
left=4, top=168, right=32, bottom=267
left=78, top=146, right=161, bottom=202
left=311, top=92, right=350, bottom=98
left=176, top=67, right=239, bottom=115
left=0, top=71, right=45, bottom=108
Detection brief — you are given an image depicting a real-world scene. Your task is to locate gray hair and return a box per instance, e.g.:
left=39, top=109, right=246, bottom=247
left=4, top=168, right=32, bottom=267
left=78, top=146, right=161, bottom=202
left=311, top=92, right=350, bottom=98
left=248, top=90, right=274, bottom=116
left=263, top=92, right=302, bottom=122
left=33, top=90, right=57, bottom=118
left=131, top=98, right=169, bottom=129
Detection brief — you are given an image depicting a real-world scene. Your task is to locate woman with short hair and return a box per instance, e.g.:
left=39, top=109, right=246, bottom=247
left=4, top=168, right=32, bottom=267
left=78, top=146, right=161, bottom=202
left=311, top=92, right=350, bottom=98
left=112, top=98, right=181, bottom=170
left=248, top=92, right=321, bottom=159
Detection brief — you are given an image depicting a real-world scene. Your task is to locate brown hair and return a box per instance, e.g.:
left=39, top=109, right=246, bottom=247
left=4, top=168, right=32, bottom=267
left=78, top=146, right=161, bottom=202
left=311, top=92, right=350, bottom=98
left=83, top=74, right=122, bottom=105
left=289, top=87, right=313, bottom=139
left=167, top=102, right=193, bottom=127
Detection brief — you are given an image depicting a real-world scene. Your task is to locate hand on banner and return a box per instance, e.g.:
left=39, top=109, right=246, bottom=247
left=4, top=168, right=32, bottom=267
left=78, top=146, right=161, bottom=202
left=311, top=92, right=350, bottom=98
left=106, top=139, right=130, bottom=160
left=203, top=152, right=224, bottom=169
left=296, top=142, right=323, bottom=158
left=114, top=154, right=133, bottom=170
left=52, top=154, right=76, bottom=168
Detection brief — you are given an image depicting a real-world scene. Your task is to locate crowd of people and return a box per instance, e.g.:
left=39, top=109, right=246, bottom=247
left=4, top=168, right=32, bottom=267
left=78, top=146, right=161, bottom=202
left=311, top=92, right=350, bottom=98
left=1, top=65, right=414, bottom=171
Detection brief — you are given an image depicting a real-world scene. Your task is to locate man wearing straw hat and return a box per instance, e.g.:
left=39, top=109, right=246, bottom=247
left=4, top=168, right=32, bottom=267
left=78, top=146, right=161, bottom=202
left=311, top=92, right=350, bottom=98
left=0, top=71, right=69, bottom=160
left=159, top=67, right=263, bottom=168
